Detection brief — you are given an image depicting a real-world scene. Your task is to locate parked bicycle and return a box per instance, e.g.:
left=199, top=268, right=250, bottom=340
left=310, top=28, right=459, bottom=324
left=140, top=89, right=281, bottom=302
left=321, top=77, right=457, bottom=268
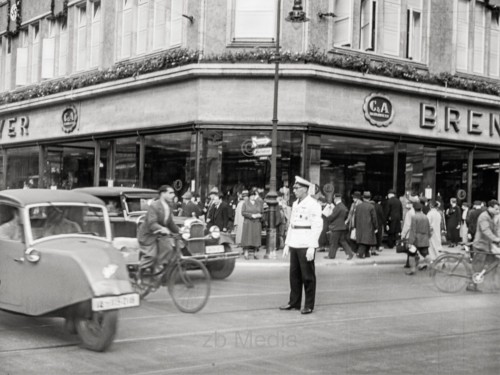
left=430, top=242, right=500, bottom=293
left=128, top=233, right=211, bottom=313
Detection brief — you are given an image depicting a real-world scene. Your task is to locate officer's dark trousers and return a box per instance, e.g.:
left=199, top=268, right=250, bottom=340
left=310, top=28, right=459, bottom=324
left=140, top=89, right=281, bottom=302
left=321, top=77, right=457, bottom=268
left=288, top=247, right=316, bottom=310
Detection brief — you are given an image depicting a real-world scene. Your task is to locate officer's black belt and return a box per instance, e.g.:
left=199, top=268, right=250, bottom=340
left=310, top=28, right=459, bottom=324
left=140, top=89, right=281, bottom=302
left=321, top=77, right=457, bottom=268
left=292, top=225, right=311, bottom=229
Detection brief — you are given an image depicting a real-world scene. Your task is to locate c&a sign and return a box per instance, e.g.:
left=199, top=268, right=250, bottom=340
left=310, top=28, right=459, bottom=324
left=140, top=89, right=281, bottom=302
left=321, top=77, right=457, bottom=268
left=363, top=93, right=395, bottom=127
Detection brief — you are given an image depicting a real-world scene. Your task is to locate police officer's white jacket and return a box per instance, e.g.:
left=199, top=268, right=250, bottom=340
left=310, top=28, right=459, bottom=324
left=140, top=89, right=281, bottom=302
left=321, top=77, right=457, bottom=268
left=285, top=195, right=323, bottom=248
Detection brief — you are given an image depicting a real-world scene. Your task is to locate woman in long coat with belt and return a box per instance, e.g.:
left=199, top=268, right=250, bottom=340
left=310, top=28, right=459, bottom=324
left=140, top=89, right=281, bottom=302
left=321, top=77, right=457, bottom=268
left=241, top=188, right=263, bottom=259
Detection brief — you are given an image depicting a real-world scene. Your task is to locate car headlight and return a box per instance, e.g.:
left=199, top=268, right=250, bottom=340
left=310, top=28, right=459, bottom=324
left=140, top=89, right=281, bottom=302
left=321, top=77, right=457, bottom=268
left=209, top=225, right=220, bottom=239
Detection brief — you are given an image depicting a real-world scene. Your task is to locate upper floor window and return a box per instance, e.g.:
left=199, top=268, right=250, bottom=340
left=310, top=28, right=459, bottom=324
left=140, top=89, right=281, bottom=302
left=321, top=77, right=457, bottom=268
left=2, top=37, right=12, bottom=91
left=333, top=0, right=426, bottom=62
left=76, top=3, right=88, bottom=71
left=15, top=25, right=40, bottom=86
left=117, top=0, right=183, bottom=61
left=90, top=0, right=102, bottom=67
left=232, top=0, right=276, bottom=43
left=456, top=0, right=499, bottom=77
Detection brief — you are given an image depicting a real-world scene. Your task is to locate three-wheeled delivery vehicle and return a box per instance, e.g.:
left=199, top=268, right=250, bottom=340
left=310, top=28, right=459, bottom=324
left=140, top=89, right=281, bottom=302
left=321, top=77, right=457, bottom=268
left=0, top=189, right=139, bottom=352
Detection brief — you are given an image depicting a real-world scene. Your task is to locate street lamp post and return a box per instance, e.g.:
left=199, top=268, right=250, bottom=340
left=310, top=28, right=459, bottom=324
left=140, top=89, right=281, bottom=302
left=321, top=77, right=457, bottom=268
left=265, top=0, right=309, bottom=258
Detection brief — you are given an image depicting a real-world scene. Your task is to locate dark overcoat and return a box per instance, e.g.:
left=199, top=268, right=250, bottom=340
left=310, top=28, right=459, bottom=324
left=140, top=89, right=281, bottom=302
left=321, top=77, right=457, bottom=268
left=408, top=211, right=431, bottom=248
left=384, top=196, right=402, bottom=234
left=207, top=201, right=230, bottom=231
left=354, top=201, right=378, bottom=245
left=241, top=200, right=263, bottom=248
left=446, top=205, right=462, bottom=243
left=325, top=202, right=349, bottom=232
left=137, top=200, right=179, bottom=246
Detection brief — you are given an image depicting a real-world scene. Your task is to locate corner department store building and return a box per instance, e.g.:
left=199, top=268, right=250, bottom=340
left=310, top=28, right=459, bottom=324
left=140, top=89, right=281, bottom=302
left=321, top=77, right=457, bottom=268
left=1, top=0, right=500, bottom=206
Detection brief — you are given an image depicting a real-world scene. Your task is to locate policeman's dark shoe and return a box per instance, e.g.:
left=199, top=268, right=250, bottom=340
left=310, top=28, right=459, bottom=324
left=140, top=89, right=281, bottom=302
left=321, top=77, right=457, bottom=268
left=301, top=308, right=313, bottom=315
left=279, top=304, right=300, bottom=311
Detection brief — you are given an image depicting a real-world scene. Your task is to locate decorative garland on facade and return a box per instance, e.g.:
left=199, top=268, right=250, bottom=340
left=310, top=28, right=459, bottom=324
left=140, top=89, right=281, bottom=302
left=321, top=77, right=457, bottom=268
left=6, top=0, right=22, bottom=38
left=47, top=0, right=68, bottom=24
left=1, top=48, right=500, bottom=106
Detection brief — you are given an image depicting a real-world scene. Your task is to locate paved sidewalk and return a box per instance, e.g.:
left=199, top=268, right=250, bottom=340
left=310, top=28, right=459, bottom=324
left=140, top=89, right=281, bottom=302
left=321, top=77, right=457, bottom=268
left=234, top=244, right=461, bottom=267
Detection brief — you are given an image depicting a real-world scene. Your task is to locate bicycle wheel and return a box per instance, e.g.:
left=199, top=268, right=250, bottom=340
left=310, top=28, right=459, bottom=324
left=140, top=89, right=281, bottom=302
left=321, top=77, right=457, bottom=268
left=168, top=258, right=211, bottom=313
left=431, top=254, right=470, bottom=293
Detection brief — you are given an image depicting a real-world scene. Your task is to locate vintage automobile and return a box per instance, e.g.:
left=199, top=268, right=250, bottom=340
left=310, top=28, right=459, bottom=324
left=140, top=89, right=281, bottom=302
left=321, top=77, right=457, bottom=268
left=73, top=187, right=240, bottom=280
left=0, top=189, right=139, bottom=352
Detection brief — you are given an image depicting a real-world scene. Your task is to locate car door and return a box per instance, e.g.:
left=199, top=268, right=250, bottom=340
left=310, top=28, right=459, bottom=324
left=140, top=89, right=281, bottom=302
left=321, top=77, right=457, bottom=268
left=0, top=204, right=27, bottom=312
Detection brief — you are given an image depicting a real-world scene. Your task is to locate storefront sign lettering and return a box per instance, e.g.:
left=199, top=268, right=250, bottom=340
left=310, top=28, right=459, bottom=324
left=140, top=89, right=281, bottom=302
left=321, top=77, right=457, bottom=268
left=363, top=93, right=394, bottom=127
left=420, top=103, right=500, bottom=137
left=0, top=116, right=29, bottom=139
left=62, top=105, right=78, bottom=133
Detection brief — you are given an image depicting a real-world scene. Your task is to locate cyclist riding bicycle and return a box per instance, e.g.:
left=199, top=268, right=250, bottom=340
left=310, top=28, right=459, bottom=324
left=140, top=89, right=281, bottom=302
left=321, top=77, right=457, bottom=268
left=468, top=199, right=500, bottom=292
left=137, top=185, right=180, bottom=272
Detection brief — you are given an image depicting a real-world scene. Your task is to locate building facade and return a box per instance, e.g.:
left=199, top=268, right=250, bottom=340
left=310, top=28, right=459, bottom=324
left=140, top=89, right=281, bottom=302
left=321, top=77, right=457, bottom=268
left=1, top=0, right=500, bottom=206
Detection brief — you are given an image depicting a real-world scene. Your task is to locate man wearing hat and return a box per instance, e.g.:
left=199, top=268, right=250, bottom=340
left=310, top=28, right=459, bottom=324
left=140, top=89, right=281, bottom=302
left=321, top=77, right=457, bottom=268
left=384, top=189, right=403, bottom=248
left=466, top=200, right=485, bottom=242
left=206, top=190, right=230, bottom=232
left=179, top=191, right=201, bottom=218
left=280, top=176, right=323, bottom=315
left=353, top=191, right=378, bottom=258
left=324, top=193, right=354, bottom=260
left=137, top=185, right=180, bottom=271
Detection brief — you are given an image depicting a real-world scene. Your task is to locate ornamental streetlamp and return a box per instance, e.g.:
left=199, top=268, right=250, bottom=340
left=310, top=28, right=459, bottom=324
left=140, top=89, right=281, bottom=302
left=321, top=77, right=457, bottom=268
left=265, top=0, right=309, bottom=258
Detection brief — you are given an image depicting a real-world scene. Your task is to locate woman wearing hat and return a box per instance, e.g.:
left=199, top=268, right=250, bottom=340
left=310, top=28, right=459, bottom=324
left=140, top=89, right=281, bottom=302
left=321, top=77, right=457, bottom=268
left=233, top=190, right=249, bottom=246
left=445, top=198, right=461, bottom=247
left=241, top=188, right=263, bottom=260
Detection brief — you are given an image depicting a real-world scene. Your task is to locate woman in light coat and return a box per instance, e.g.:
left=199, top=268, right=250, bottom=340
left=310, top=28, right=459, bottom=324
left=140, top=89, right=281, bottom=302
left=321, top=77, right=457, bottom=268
left=427, top=200, right=443, bottom=261
left=233, top=190, right=248, bottom=246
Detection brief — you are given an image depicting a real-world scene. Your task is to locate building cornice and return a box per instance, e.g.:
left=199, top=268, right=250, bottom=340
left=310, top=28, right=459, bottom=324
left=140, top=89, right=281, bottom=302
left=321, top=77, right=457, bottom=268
left=1, top=63, right=500, bottom=116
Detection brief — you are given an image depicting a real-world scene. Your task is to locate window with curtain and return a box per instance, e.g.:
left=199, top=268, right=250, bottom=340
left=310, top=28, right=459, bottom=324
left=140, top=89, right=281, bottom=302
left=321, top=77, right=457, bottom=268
left=41, top=20, right=56, bottom=80
left=76, top=4, right=88, bottom=71
left=490, top=12, right=500, bottom=76
left=16, top=29, right=29, bottom=86
left=406, top=0, right=422, bottom=61
left=90, top=0, right=102, bottom=67
left=473, top=2, right=485, bottom=74
left=30, top=23, right=40, bottom=83
left=456, top=0, right=469, bottom=71
left=333, top=0, right=352, bottom=47
left=232, top=0, right=275, bottom=42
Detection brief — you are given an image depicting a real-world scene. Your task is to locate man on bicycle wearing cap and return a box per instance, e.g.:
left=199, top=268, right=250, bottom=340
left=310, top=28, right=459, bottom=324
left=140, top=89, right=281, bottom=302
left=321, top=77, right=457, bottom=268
left=137, top=185, right=180, bottom=271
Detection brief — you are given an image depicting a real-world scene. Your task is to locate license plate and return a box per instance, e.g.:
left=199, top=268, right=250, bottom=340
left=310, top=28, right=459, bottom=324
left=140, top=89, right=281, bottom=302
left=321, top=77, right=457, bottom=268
left=206, top=245, right=225, bottom=254
left=92, top=294, right=140, bottom=311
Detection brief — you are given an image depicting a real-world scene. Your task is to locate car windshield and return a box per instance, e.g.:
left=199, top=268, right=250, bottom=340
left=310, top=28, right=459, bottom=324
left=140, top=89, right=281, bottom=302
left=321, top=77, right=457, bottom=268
left=124, top=195, right=156, bottom=214
left=28, top=204, right=108, bottom=240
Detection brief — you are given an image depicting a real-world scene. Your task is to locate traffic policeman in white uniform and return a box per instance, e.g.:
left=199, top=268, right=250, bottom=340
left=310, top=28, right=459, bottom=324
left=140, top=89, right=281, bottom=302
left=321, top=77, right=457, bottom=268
left=280, top=176, right=323, bottom=314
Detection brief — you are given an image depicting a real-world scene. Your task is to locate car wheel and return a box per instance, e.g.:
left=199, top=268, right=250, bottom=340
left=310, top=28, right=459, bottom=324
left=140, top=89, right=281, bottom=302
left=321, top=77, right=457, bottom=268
left=75, top=310, right=118, bottom=352
left=206, top=244, right=236, bottom=280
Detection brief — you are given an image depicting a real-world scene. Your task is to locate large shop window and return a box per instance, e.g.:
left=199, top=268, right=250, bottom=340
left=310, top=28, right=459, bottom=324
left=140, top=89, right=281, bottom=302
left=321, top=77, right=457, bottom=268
left=44, top=142, right=95, bottom=189
left=115, top=136, right=140, bottom=187
left=314, top=135, right=394, bottom=203
left=6, top=147, right=39, bottom=189
left=397, top=143, right=436, bottom=198
left=471, top=150, right=500, bottom=202
left=199, top=130, right=302, bottom=203
left=143, top=132, right=193, bottom=191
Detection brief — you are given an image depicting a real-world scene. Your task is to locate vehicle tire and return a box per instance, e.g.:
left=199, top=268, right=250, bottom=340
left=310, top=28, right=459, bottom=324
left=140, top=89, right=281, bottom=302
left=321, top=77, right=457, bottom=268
left=206, top=245, right=236, bottom=280
left=431, top=254, right=470, bottom=293
left=75, top=310, right=118, bottom=352
left=168, top=258, right=211, bottom=313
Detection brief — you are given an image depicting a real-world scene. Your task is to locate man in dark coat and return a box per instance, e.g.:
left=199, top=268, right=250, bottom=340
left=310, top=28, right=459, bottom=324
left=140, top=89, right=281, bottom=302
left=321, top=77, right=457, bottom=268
left=324, top=193, right=354, bottom=260
left=406, top=202, right=431, bottom=275
left=372, top=195, right=385, bottom=254
left=466, top=200, right=485, bottom=242
left=446, top=197, right=462, bottom=246
left=179, top=191, right=202, bottom=218
left=384, top=189, right=402, bottom=248
left=207, top=191, right=230, bottom=232
left=354, top=191, right=378, bottom=258
left=137, top=185, right=180, bottom=270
